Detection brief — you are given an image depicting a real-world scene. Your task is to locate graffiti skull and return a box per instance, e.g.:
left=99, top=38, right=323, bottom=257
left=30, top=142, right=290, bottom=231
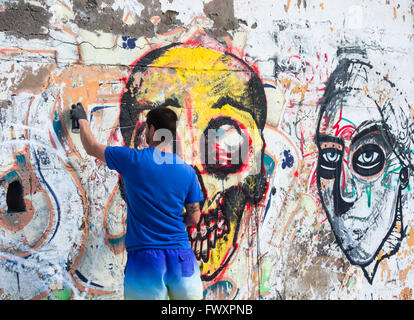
left=119, top=43, right=268, bottom=280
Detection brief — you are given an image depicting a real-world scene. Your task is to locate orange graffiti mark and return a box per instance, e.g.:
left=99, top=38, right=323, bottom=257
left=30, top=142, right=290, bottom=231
left=379, top=259, right=391, bottom=283
left=150, top=16, right=160, bottom=26
left=0, top=48, right=57, bottom=63
left=51, top=64, right=126, bottom=159
left=285, top=0, right=291, bottom=11
left=31, top=290, right=49, bottom=300
left=50, top=23, right=78, bottom=38
left=52, top=65, right=125, bottom=109
left=399, top=265, right=412, bottom=281
left=57, top=0, right=71, bottom=12
left=158, top=26, right=187, bottom=38
left=103, top=185, right=126, bottom=255
left=399, top=287, right=413, bottom=300
left=61, top=160, right=88, bottom=272
left=407, top=228, right=414, bottom=247
left=123, top=12, right=136, bottom=24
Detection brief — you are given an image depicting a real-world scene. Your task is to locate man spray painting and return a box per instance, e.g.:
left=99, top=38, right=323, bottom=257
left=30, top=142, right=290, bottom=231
left=70, top=103, right=204, bottom=300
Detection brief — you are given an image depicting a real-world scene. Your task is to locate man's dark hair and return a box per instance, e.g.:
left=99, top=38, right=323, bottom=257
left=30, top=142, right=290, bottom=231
left=146, top=107, right=178, bottom=142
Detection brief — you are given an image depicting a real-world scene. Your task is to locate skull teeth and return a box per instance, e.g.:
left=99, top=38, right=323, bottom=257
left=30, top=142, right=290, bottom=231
left=189, top=210, right=229, bottom=263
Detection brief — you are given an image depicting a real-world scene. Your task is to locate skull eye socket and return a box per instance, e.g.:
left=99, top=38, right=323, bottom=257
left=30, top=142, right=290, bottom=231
left=201, top=117, right=249, bottom=178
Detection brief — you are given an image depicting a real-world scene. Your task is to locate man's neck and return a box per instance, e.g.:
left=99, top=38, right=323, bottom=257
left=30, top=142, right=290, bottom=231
left=150, top=141, right=173, bottom=153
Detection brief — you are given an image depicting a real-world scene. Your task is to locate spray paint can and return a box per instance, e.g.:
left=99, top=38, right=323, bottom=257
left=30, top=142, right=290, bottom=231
left=71, top=104, right=80, bottom=133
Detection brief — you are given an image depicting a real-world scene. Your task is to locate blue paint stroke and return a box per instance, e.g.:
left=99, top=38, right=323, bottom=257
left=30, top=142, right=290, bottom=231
left=16, top=154, right=26, bottom=167
left=16, top=271, right=20, bottom=293
left=262, top=187, right=276, bottom=224
left=1, top=171, right=18, bottom=183
left=281, top=150, right=294, bottom=169
left=89, top=105, right=117, bottom=123
left=121, top=36, right=137, bottom=49
left=33, top=150, right=61, bottom=245
left=52, top=110, right=65, bottom=140
left=74, top=270, right=104, bottom=288
left=107, top=234, right=125, bottom=248
left=263, top=153, right=275, bottom=177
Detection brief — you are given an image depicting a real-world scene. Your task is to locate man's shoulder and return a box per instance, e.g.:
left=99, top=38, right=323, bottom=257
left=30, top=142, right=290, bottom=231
left=178, top=161, right=198, bottom=179
left=106, top=145, right=147, bottom=163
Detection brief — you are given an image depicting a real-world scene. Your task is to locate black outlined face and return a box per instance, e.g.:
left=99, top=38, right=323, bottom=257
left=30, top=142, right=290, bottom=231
left=316, top=93, right=403, bottom=269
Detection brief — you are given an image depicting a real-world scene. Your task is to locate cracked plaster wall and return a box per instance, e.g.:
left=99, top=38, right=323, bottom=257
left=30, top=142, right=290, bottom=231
left=0, top=0, right=413, bottom=300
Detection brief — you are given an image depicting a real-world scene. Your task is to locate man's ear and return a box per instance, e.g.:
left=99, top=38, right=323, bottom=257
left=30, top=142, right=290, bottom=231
left=149, top=124, right=156, bottom=137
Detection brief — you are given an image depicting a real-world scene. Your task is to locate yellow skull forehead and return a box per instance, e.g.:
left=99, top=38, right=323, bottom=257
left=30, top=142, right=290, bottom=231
left=134, top=47, right=255, bottom=113
left=134, top=46, right=261, bottom=142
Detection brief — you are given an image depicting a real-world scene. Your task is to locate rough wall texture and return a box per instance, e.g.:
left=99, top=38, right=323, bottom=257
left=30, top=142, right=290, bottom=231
left=0, top=0, right=413, bottom=300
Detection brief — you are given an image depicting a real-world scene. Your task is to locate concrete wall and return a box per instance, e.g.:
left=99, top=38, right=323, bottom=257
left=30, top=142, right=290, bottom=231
left=0, top=0, right=413, bottom=300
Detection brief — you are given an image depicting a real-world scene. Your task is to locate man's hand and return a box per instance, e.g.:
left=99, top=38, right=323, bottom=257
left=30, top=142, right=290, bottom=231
left=70, top=102, right=88, bottom=121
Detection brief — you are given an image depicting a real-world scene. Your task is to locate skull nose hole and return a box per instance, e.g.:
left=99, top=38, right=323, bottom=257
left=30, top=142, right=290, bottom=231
left=6, top=181, right=26, bottom=213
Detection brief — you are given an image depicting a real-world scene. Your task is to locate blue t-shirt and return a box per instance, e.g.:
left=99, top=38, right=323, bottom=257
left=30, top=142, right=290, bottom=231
left=104, top=146, right=203, bottom=251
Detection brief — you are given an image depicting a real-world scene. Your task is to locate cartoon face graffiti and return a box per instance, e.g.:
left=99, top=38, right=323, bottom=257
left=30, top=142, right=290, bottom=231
left=315, top=57, right=413, bottom=282
left=119, top=43, right=267, bottom=280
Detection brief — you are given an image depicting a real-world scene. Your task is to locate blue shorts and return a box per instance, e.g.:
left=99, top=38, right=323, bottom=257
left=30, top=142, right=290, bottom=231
left=124, top=248, right=203, bottom=300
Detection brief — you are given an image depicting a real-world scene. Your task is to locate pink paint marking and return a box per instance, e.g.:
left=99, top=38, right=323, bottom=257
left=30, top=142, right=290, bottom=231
left=332, top=108, right=356, bottom=138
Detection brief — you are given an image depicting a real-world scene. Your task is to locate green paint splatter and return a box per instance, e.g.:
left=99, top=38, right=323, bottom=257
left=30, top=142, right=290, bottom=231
left=341, top=117, right=357, bottom=127
left=366, top=183, right=372, bottom=208
left=51, top=288, right=72, bottom=300
left=382, top=164, right=402, bottom=190
left=259, top=257, right=272, bottom=294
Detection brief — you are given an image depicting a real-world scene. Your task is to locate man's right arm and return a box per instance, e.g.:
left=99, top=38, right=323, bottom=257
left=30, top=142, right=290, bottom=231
left=183, top=202, right=201, bottom=226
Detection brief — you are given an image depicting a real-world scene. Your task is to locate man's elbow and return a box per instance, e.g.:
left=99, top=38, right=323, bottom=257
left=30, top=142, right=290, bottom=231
left=185, top=211, right=201, bottom=226
left=84, top=145, right=94, bottom=156
left=84, top=143, right=106, bottom=162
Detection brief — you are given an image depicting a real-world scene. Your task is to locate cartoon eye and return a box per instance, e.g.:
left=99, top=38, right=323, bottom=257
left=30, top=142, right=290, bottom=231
left=320, top=148, right=342, bottom=169
left=322, top=151, right=340, bottom=164
left=201, top=117, right=249, bottom=178
left=357, top=151, right=379, bottom=168
left=317, top=148, right=342, bottom=179
left=352, top=144, right=385, bottom=176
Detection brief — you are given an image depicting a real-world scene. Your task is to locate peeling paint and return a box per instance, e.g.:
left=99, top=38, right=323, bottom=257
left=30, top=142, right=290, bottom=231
left=0, top=0, right=413, bottom=301
left=0, top=0, right=51, bottom=40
